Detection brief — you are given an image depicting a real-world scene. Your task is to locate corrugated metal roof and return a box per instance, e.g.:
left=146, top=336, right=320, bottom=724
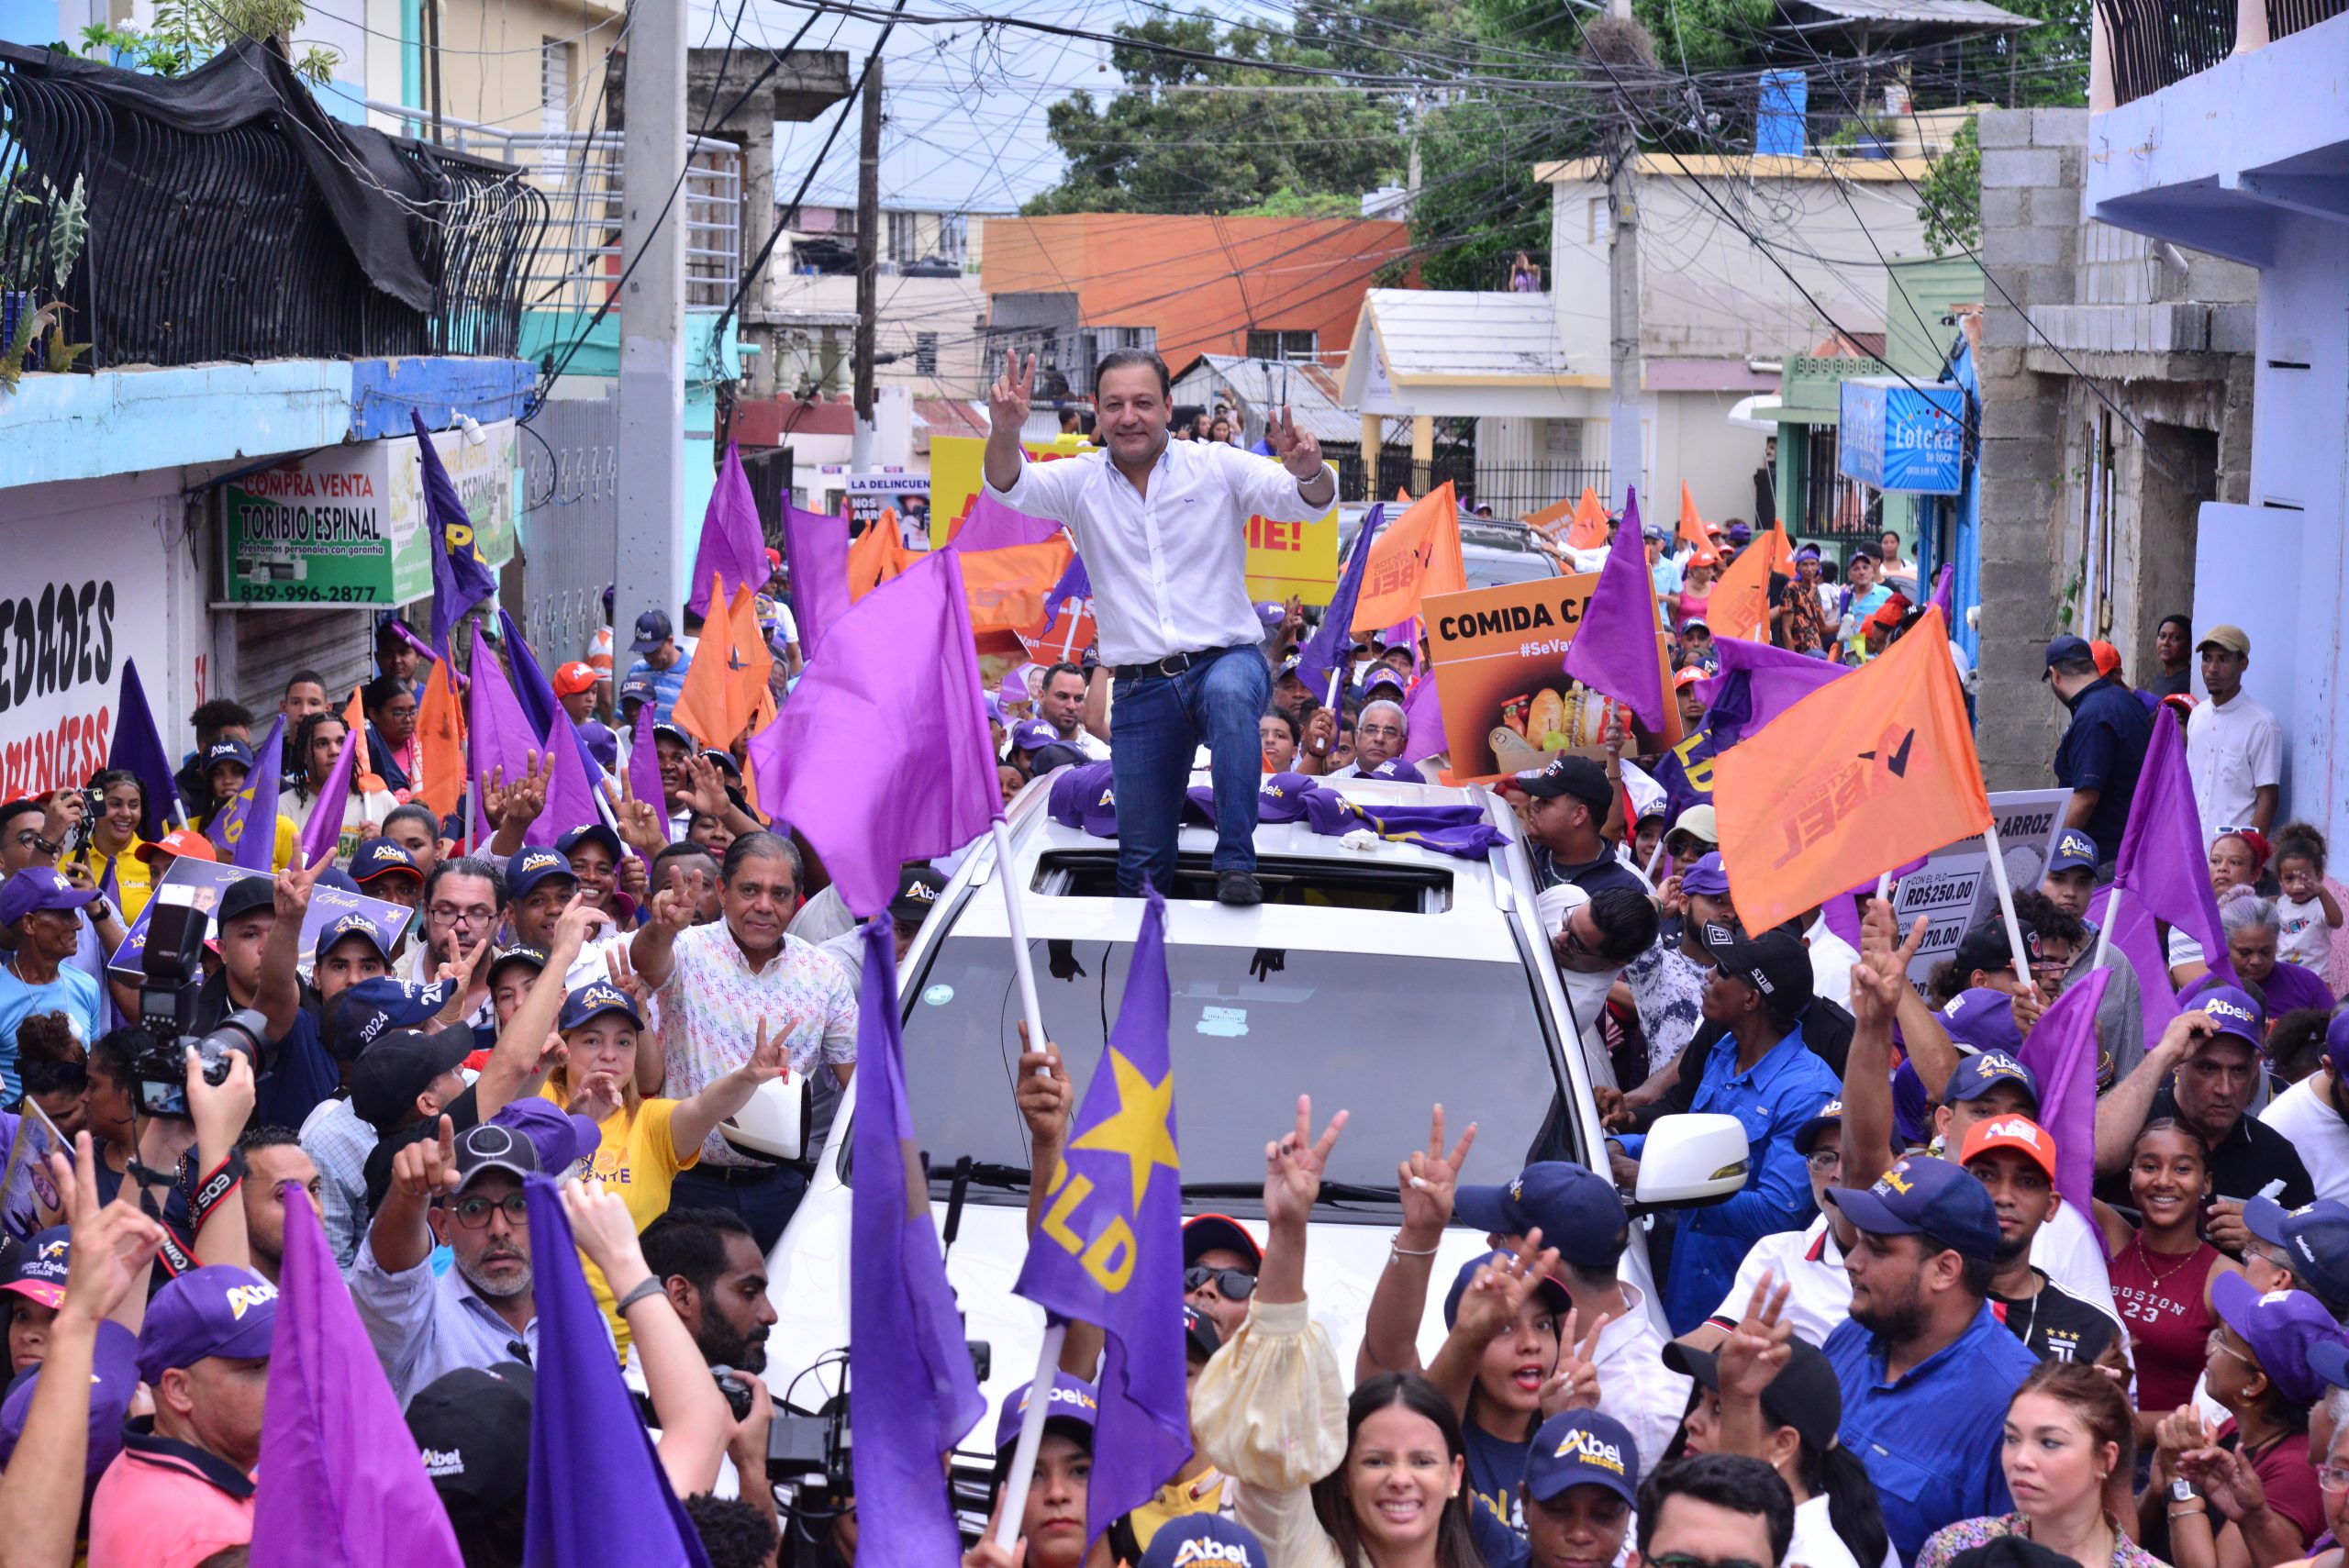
left=1169, top=353, right=1363, bottom=445
left=1356, top=290, right=1577, bottom=379
left=1789, top=0, right=2038, bottom=26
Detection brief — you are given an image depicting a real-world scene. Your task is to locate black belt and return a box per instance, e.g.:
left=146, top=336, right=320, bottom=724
left=692, top=1161, right=789, bottom=1184
left=1114, top=645, right=1240, bottom=683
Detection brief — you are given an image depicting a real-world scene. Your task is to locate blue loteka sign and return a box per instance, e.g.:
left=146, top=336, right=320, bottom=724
left=1837, top=377, right=1965, bottom=495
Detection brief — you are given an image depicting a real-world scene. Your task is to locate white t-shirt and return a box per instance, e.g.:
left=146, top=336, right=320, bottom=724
left=2262, top=1074, right=2349, bottom=1203
left=1787, top=1492, right=1899, bottom=1568
left=1804, top=917, right=1858, bottom=1011
left=2278, top=894, right=2332, bottom=969
left=1710, top=1217, right=1852, bottom=1346
left=2186, top=692, right=2283, bottom=843
left=2032, top=1196, right=2119, bottom=1322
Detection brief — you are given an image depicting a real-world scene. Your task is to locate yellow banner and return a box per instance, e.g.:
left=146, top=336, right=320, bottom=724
left=928, top=434, right=1096, bottom=548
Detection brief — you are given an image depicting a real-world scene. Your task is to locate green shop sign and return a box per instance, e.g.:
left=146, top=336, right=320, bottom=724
left=223, top=420, right=517, bottom=606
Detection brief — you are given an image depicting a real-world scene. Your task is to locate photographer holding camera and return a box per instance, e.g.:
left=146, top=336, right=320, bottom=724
left=184, top=862, right=340, bottom=1130
left=635, top=1208, right=781, bottom=1528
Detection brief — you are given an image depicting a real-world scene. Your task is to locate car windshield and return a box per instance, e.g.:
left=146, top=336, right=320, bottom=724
left=893, top=934, right=1574, bottom=1219
left=1462, top=546, right=1558, bottom=588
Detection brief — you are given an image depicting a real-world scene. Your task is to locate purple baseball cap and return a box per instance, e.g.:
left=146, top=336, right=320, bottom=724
left=1010, top=719, right=1060, bottom=753
left=1364, top=758, right=1426, bottom=784
left=137, top=1265, right=279, bottom=1384
left=1679, top=851, right=1731, bottom=899
left=2194, top=984, right=2266, bottom=1051
left=2212, top=1273, right=2347, bottom=1407
left=490, top=1098, right=602, bottom=1178
left=1825, top=1154, right=2001, bottom=1261
left=1941, top=991, right=2028, bottom=1062
left=1046, top=762, right=1119, bottom=838
left=0, top=1318, right=139, bottom=1484
left=2328, top=1011, right=2349, bottom=1077
left=993, top=1373, right=1099, bottom=1452
left=0, top=869, right=97, bottom=929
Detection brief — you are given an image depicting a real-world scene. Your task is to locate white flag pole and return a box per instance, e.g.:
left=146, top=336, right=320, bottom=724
left=991, top=1320, right=1072, bottom=1551
left=1982, top=817, right=2037, bottom=995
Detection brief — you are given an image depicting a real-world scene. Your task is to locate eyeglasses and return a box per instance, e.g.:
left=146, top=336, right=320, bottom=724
left=2320, top=1464, right=2349, bottom=1495
left=1559, top=919, right=1598, bottom=962
left=1186, top=1266, right=1256, bottom=1301
left=429, top=901, right=496, bottom=928
left=2205, top=1328, right=2255, bottom=1369
left=1650, top=1554, right=1770, bottom=1568
left=9, top=829, right=55, bottom=855
left=449, top=1192, right=530, bottom=1229
left=1807, top=1151, right=1842, bottom=1173
left=1358, top=724, right=1404, bottom=740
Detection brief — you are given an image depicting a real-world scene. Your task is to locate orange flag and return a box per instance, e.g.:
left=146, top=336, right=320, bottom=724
left=963, top=536, right=1077, bottom=657
left=847, top=511, right=914, bottom=601
left=1708, top=539, right=1775, bottom=642
left=340, top=686, right=384, bottom=795
left=1565, top=486, right=1610, bottom=550
left=1764, top=518, right=1798, bottom=577
left=728, top=581, right=773, bottom=720
left=411, top=658, right=465, bottom=820
left=1394, top=486, right=1413, bottom=504
left=674, top=572, right=754, bottom=750
left=1353, top=483, right=1467, bottom=634
left=1677, top=484, right=1719, bottom=568
left=1521, top=495, right=1573, bottom=536
left=1713, top=605, right=1988, bottom=933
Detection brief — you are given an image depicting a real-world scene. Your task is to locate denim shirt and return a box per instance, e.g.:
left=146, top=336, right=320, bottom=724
left=1661, top=1021, right=1841, bottom=1333
left=1825, top=1302, right=2039, bottom=1562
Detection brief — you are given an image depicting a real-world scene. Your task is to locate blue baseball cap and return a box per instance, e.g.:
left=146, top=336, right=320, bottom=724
left=1726, top=522, right=1753, bottom=544
left=2044, top=828, right=2099, bottom=877
left=1679, top=851, right=1730, bottom=900
left=1825, top=1154, right=2002, bottom=1261
left=629, top=608, right=674, bottom=653
left=557, top=823, right=624, bottom=864
left=559, top=979, right=642, bottom=1033
left=2212, top=1273, right=2347, bottom=1407
left=137, top=1265, right=279, bottom=1384
left=204, top=738, right=255, bottom=773
left=1453, top=1163, right=1629, bottom=1272
left=506, top=846, right=576, bottom=904
left=1522, top=1410, right=1640, bottom=1506
left=994, top=1373, right=1100, bottom=1452
left=1793, top=1096, right=1843, bottom=1157
left=1935, top=999, right=2029, bottom=1070
left=325, top=973, right=457, bottom=1061
left=2193, top=984, right=2266, bottom=1050
left=2244, top=1197, right=2349, bottom=1310
left=0, top=869, right=96, bottom=929
left=2043, top=635, right=2093, bottom=675
left=1010, top=719, right=1060, bottom=753
left=1140, top=1515, right=1267, bottom=1568
left=351, top=837, right=422, bottom=886
left=1943, top=1047, right=2040, bottom=1108
left=312, top=909, right=392, bottom=966
left=1442, top=1249, right=1571, bottom=1329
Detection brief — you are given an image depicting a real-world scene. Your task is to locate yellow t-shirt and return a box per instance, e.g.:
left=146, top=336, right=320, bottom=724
left=72, top=841, right=154, bottom=922
left=540, top=1086, right=699, bottom=1354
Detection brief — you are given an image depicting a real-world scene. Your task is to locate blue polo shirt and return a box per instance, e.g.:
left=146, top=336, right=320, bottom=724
left=1824, top=1302, right=2036, bottom=1562
left=2052, top=673, right=2152, bottom=864
left=1661, top=1019, right=1841, bottom=1334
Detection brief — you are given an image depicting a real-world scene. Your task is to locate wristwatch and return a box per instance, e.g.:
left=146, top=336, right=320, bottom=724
left=2171, top=1477, right=2199, bottom=1504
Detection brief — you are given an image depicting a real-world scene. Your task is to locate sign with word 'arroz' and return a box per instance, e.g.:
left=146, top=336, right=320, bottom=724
left=223, top=420, right=518, bottom=606
left=1422, top=574, right=1682, bottom=784
left=1892, top=786, right=2075, bottom=981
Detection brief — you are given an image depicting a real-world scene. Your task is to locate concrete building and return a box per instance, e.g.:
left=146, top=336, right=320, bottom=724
left=1968, top=96, right=2266, bottom=793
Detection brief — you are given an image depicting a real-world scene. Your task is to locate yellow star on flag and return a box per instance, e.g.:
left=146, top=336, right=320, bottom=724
left=1069, top=1049, right=1179, bottom=1207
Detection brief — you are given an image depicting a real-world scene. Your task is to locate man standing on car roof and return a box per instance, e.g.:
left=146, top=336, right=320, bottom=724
left=984, top=349, right=1336, bottom=908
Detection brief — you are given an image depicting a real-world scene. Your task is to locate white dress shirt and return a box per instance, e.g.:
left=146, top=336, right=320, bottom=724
left=1589, top=1281, right=1691, bottom=1475
left=986, top=439, right=1331, bottom=667
left=2186, top=691, right=2283, bottom=842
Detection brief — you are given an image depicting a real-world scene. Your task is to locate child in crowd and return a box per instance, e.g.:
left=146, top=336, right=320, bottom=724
left=2273, top=823, right=2341, bottom=972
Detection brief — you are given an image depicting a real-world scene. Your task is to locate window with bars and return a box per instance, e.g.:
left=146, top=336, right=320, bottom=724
left=915, top=332, right=939, bottom=374
left=1245, top=329, right=1317, bottom=361
left=937, top=214, right=968, bottom=264
left=540, top=39, right=572, bottom=185
left=887, top=211, right=920, bottom=264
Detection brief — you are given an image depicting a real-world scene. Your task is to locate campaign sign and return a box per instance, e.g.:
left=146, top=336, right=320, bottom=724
left=106, top=857, right=416, bottom=984
left=1422, top=574, right=1682, bottom=784
left=1892, top=787, right=2074, bottom=981
left=1243, top=502, right=1341, bottom=606
left=1838, top=378, right=1965, bottom=495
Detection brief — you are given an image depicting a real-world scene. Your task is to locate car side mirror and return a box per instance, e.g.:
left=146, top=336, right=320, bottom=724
left=721, top=1076, right=809, bottom=1163
left=1631, top=1112, right=1752, bottom=1213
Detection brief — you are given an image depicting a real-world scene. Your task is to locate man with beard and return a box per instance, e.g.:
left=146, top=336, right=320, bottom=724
left=234, top=1127, right=324, bottom=1288
left=355, top=1117, right=593, bottom=1407
left=637, top=1208, right=779, bottom=1512
left=1957, top=1116, right=2121, bottom=1364
left=1819, top=1152, right=2037, bottom=1562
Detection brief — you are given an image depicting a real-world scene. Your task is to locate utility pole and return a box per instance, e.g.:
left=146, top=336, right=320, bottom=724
left=849, top=58, right=884, bottom=471
left=615, top=5, right=687, bottom=626
left=1605, top=0, right=1642, bottom=516
left=423, top=0, right=444, bottom=145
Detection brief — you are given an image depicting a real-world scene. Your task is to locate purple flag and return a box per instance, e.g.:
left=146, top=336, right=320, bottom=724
left=627, top=705, right=666, bottom=864
left=1561, top=489, right=1666, bottom=730
left=2116, top=711, right=2232, bottom=982
left=691, top=442, right=769, bottom=620
left=499, top=612, right=604, bottom=842
left=522, top=1178, right=712, bottom=1568
left=2099, top=886, right=2184, bottom=1051
left=782, top=500, right=852, bottom=668
left=746, top=551, right=999, bottom=917
left=948, top=487, right=1063, bottom=553
left=296, top=717, right=361, bottom=870
left=1041, top=549, right=1091, bottom=617
left=1297, top=505, right=1381, bottom=699
left=851, top=918, right=986, bottom=1568
left=2016, top=966, right=2110, bottom=1211
left=1692, top=635, right=1850, bottom=749
left=1012, top=887, right=1192, bottom=1547
left=466, top=626, right=555, bottom=848
left=252, top=1185, right=464, bottom=1568
left=209, top=713, right=285, bottom=871
left=1927, top=563, right=1954, bottom=628
left=108, top=658, right=184, bottom=838
left=1401, top=671, right=1446, bottom=764
left=415, top=412, right=497, bottom=658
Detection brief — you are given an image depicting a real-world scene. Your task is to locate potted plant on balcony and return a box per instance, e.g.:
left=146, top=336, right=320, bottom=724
left=1, top=173, right=90, bottom=389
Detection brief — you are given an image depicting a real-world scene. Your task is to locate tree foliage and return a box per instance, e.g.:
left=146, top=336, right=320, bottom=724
left=1918, top=113, right=1981, bottom=255
left=75, top=0, right=340, bottom=85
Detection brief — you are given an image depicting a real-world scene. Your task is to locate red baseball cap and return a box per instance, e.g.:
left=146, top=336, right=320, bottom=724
left=136, top=828, right=217, bottom=865
left=1959, top=1112, right=2057, bottom=1181
left=551, top=661, right=598, bottom=698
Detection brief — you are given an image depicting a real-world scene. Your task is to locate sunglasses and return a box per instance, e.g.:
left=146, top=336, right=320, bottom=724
left=1186, top=1266, right=1256, bottom=1301
left=449, top=1192, right=530, bottom=1229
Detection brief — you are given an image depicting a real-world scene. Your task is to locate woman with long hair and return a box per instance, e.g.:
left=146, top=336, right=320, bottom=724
left=277, top=709, right=393, bottom=865
left=1672, top=1278, right=1892, bottom=1568
left=2092, top=1118, right=2241, bottom=1446
left=68, top=770, right=156, bottom=920
left=1915, top=1362, right=2157, bottom=1568
left=1193, top=1099, right=1487, bottom=1568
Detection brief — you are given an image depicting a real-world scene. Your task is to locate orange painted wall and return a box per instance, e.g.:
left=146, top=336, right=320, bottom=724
left=979, top=213, right=1412, bottom=369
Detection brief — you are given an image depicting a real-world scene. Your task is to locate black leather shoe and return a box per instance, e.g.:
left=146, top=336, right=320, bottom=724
left=1216, top=871, right=1263, bottom=906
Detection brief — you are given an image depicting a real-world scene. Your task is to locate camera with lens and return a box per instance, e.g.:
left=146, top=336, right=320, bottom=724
left=131, top=884, right=274, bottom=1118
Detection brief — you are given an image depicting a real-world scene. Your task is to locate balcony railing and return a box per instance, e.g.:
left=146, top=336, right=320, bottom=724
left=2096, top=0, right=2241, bottom=104
left=0, top=41, right=547, bottom=370
left=2266, top=0, right=2349, bottom=38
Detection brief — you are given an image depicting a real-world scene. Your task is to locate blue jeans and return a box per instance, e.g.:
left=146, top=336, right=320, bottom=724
left=667, top=1162, right=808, bottom=1254
left=1109, top=646, right=1272, bottom=895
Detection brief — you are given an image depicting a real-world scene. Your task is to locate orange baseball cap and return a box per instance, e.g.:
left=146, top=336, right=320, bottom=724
left=1959, top=1112, right=2056, bottom=1181
left=2089, top=640, right=2121, bottom=678
left=1674, top=668, right=1704, bottom=690
left=552, top=661, right=599, bottom=697
left=136, top=828, right=217, bottom=865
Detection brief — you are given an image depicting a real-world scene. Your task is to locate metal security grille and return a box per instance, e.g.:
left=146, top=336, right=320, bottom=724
left=2097, top=0, right=2239, bottom=104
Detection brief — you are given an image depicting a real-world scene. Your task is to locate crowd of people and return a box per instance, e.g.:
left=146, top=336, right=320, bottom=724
left=0, top=340, right=2337, bottom=1568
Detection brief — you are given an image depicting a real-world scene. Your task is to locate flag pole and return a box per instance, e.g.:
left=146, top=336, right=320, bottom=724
left=2094, top=885, right=2120, bottom=968
left=991, top=818, right=1049, bottom=1069
left=991, top=1321, right=1071, bottom=1551
left=1981, top=818, right=2036, bottom=995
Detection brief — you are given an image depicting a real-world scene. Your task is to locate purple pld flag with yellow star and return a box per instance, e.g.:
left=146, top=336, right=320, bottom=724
left=1011, top=885, right=1190, bottom=1547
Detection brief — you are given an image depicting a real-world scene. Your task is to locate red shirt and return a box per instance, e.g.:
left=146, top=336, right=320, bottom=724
left=87, top=1419, right=255, bottom=1568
